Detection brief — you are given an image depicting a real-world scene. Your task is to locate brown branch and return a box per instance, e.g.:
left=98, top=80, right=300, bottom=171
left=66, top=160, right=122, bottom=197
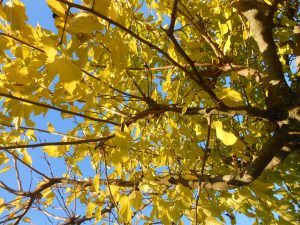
left=124, top=103, right=269, bottom=127
left=0, top=92, right=120, bottom=126
left=168, top=0, right=179, bottom=33
left=91, top=63, right=263, bottom=81
left=0, top=181, right=30, bottom=196
left=0, top=135, right=114, bottom=150
left=13, top=197, right=35, bottom=225
left=0, top=32, right=45, bottom=53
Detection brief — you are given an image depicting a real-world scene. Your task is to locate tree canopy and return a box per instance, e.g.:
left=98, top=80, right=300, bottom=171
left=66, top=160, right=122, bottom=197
left=0, top=0, right=299, bottom=224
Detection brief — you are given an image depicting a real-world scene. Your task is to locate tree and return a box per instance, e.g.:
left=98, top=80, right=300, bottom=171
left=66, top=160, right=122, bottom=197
left=0, top=0, right=299, bottom=224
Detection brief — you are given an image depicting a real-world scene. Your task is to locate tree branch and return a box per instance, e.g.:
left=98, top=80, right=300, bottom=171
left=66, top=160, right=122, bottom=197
left=0, top=92, right=120, bottom=126
left=0, top=32, right=45, bottom=53
left=0, top=135, right=114, bottom=150
left=233, top=0, right=293, bottom=111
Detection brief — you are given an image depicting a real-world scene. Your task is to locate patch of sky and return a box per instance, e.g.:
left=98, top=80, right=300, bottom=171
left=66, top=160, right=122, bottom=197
left=21, top=0, right=55, bottom=31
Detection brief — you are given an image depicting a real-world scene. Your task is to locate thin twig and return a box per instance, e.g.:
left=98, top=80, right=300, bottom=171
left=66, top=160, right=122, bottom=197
left=57, top=6, right=71, bottom=46
left=195, top=115, right=211, bottom=224
left=2, top=149, right=49, bottom=179
left=13, top=157, right=23, bottom=191
left=0, top=122, right=83, bottom=140
left=102, top=148, right=123, bottom=225
left=0, top=135, right=114, bottom=150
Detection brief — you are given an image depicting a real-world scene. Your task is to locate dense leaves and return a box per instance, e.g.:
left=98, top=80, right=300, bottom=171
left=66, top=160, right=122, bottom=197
left=0, top=0, right=299, bottom=224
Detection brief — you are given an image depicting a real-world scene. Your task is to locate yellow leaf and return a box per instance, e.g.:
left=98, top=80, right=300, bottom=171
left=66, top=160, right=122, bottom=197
left=93, top=174, right=100, bottom=192
left=113, top=127, right=132, bottom=151
left=167, top=44, right=177, bottom=61
left=47, top=122, right=55, bottom=133
left=23, top=150, right=32, bottom=166
left=94, top=0, right=111, bottom=15
left=95, top=206, right=103, bottom=222
left=42, top=146, right=64, bottom=157
left=213, top=121, right=237, bottom=146
left=263, top=0, right=272, bottom=5
left=219, top=22, right=228, bottom=36
left=0, top=198, right=5, bottom=214
left=22, top=217, right=32, bottom=223
left=42, top=188, right=55, bottom=206
left=223, top=36, right=231, bottom=54
left=47, top=56, right=82, bottom=83
left=46, top=0, right=67, bottom=17
left=68, top=12, right=103, bottom=34
left=25, top=130, right=35, bottom=141
left=130, top=191, right=143, bottom=210
left=43, top=46, right=57, bottom=63
left=86, top=201, right=96, bottom=218
left=0, top=165, right=11, bottom=173
left=0, top=152, right=9, bottom=165
left=62, top=81, right=79, bottom=95
left=72, top=164, right=82, bottom=177
left=129, top=39, right=138, bottom=54
left=3, top=0, right=28, bottom=31
left=119, top=195, right=133, bottom=223
left=215, top=87, right=243, bottom=106
left=110, top=37, right=128, bottom=72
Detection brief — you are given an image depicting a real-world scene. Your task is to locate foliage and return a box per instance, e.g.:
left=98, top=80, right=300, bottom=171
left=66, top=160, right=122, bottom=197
left=0, top=0, right=299, bottom=224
